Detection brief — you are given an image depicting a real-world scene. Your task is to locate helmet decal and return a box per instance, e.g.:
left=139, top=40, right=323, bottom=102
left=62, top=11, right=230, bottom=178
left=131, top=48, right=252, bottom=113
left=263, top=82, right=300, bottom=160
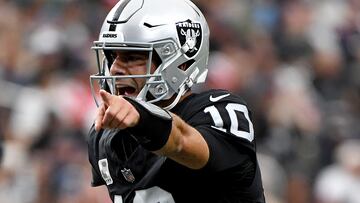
left=176, top=19, right=202, bottom=58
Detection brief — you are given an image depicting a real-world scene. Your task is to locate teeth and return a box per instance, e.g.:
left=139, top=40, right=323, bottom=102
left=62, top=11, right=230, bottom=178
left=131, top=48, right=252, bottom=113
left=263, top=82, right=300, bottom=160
left=115, top=84, right=127, bottom=88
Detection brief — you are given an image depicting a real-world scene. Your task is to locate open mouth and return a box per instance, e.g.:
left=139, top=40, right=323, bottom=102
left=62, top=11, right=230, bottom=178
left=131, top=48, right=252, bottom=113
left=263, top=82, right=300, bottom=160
left=115, top=84, right=137, bottom=96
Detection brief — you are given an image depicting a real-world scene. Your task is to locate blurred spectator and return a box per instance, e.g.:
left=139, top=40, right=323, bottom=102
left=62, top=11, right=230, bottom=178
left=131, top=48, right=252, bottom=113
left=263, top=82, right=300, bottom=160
left=314, top=140, right=360, bottom=203
left=258, top=152, right=287, bottom=203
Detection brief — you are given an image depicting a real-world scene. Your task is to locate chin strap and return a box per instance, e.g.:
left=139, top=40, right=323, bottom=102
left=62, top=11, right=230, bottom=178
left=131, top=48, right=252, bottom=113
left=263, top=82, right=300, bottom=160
left=163, top=67, right=199, bottom=110
left=163, top=84, right=187, bottom=110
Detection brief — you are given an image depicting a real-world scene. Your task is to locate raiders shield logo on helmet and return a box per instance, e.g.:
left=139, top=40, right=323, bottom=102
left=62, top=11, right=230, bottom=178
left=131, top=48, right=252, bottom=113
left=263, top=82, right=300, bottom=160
left=176, top=19, right=202, bottom=58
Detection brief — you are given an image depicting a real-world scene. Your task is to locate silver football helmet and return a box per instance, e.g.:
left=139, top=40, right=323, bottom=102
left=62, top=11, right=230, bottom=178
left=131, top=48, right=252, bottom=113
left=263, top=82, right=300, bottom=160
left=90, top=0, right=210, bottom=110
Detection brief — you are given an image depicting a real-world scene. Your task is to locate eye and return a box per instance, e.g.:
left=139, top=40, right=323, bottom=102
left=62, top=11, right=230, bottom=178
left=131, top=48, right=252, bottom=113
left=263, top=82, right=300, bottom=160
left=127, top=55, right=147, bottom=62
left=122, top=54, right=148, bottom=66
left=114, top=51, right=149, bottom=66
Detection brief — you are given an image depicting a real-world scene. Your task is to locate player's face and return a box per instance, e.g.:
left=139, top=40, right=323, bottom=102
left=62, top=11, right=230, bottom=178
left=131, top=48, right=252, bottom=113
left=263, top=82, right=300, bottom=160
left=109, top=50, right=156, bottom=97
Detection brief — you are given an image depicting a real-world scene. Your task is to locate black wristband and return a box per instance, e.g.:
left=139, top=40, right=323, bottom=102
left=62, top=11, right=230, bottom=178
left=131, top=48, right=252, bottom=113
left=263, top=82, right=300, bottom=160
left=124, top=97, right=173, bottom=151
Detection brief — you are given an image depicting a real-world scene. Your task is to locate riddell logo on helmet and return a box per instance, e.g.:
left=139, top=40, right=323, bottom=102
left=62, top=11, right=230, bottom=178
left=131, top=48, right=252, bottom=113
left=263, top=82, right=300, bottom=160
left=102, top=33, right=117, bottom=38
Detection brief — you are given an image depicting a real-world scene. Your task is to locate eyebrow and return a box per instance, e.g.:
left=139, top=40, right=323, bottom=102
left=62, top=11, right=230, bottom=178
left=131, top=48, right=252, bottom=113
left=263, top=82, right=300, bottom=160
left=115, top=51, right=148, bottom=56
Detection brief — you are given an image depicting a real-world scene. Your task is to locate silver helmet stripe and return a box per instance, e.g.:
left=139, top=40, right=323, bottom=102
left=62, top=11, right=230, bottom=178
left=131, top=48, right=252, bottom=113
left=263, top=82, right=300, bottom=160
left=108, top=0, right=131, bottom=31
left=111, top=0, right=131, bottom=21
left=107, top=0, right=144, bottom=30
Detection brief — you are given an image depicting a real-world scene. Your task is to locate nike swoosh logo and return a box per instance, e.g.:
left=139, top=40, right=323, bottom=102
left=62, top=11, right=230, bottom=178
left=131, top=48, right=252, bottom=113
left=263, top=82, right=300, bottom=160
left=143, top=22, right=166, bottom=28
left=209, top=93, right=230, bottom=102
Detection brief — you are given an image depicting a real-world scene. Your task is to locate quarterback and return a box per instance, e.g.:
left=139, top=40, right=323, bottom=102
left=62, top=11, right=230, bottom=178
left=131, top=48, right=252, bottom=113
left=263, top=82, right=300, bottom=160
left=87, top=0, right=266, bottom=202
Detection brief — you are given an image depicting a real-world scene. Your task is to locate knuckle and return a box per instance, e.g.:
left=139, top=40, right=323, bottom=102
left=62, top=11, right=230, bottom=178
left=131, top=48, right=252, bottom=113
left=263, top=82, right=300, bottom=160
left=124, top=119, right=134, bottom=127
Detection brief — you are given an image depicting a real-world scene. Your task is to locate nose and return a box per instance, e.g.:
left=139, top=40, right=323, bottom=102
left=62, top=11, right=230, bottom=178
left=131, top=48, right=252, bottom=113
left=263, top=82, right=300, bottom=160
left=109, top=58, right=128, bottom=76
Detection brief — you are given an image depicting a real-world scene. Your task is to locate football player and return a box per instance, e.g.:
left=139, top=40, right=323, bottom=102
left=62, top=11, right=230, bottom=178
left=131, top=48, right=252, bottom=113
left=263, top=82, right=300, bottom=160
left=87, top=0, right=266, bottom=202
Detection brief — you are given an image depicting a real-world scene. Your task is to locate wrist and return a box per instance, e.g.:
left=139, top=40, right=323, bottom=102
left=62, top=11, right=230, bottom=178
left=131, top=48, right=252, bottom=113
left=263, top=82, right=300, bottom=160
left=124, top=97, right=173, bottom=151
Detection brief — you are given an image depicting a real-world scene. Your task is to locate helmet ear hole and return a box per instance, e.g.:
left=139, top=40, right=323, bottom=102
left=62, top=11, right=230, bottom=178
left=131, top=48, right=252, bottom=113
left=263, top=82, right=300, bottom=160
left=178, top=59, right=195, bottom=71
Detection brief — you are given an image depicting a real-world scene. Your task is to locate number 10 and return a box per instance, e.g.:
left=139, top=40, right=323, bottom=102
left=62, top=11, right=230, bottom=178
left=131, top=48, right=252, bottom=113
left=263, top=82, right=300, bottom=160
left=204, top=103, right=254, bottom=142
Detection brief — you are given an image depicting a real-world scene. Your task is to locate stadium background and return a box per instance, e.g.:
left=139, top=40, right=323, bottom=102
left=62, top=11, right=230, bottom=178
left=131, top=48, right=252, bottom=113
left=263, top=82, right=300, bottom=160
left=0, top=0, right=359, bottom=202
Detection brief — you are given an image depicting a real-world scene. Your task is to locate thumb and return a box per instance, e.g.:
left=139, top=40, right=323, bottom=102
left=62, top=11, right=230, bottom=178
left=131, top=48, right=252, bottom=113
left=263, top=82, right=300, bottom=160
left=95, top=104, right=105, bottom=132
left=99, top=89, right=113, bottom=106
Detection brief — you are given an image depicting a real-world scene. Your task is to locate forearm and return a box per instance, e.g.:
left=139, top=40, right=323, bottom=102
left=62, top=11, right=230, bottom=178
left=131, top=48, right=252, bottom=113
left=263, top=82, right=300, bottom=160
left=109, top=96, right=209, bottom=169
left=154, top=113, right=209, bottom=169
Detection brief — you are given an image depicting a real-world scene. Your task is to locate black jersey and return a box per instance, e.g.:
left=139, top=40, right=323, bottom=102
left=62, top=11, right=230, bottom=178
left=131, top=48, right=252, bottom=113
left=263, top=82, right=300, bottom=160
left=88, top=89, right=265, bottom=203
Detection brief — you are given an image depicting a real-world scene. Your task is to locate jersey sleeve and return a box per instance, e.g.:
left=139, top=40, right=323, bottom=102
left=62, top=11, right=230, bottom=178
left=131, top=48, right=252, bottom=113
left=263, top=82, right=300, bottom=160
left=91, top=165, right=106, bottom=187
left=87, top=125, right=106, bottom=187
left=196, top=121, right=254, bottom=172
left=183, top=91, right=257, bottom=172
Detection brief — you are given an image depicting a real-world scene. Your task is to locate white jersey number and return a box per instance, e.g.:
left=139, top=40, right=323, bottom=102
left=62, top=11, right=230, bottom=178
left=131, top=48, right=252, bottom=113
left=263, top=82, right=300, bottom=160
left=204, top=103, right=254, bottom=142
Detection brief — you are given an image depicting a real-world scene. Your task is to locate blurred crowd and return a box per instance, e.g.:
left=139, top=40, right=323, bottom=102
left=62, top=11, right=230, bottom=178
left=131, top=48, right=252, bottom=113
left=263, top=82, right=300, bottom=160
left=0, top=0, right=359, bottom=203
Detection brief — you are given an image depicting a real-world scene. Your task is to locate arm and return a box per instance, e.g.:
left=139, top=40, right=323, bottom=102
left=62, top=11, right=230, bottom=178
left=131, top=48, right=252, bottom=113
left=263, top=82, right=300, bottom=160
left=95, top=90, right=209, bottom=169
left=154, top=113, right=209, bottom=169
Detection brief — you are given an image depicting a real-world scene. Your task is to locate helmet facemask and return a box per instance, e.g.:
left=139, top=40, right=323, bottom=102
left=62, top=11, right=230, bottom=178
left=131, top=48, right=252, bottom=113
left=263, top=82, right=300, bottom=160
left=90, top=42, right=169, bottom=107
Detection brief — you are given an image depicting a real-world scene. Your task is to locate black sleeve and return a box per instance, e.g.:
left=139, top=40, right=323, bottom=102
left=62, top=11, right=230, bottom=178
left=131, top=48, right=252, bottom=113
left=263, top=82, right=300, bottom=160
left=173, top=90, right=265, bottom=201
left=90, top=164, right=106, bottom=187
left=197, top=126, right=252, bottom=172
left=186, top=92, right=257, bottom=172
left=87, top=125, right=106, bottom=187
